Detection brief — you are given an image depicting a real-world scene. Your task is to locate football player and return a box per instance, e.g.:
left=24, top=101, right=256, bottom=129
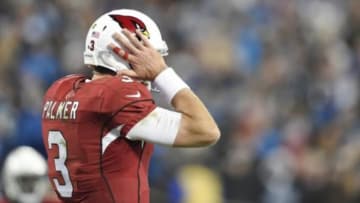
left=41, top=9, right=220, bottom=203
left=1, top=146, right=60, bottom=203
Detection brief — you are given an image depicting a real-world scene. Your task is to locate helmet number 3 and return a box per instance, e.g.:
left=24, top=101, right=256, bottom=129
left=88, top=40, right=95, bottom=51
left=48, top=131, right=73, bottom=198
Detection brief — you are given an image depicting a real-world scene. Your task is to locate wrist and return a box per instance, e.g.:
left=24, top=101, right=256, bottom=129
left=154, top=62, right=168, bottom=79
left=153, top=68, right=190, bottom=105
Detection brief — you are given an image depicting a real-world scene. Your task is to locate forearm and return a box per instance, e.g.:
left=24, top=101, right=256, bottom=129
left=154, top=68, right=220, bottom=147
left=172, top=89, right=220, bottom=147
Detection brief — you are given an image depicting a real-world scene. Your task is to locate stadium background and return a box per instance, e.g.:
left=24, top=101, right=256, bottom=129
left=0, top=0, right=360, bottom=202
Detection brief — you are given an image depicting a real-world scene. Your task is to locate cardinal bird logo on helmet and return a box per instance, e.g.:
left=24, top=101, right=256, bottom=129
left=110, top=15, right=150, bottom=39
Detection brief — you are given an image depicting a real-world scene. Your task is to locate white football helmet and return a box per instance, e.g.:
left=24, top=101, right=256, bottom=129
left=84, top=9, right=168, bottom=72
left=2, top=146, right=49, bottom=203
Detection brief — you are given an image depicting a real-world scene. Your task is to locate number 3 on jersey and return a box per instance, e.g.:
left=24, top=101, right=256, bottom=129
left=48, top=131, right=73, bottom=197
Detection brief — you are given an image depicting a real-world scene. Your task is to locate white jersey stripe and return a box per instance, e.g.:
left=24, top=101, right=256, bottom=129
left=102, top=125, right=124, bottom=154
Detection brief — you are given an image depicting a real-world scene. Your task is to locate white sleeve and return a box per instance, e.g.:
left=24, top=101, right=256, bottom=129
left=125, top=107, right=181, bottom=146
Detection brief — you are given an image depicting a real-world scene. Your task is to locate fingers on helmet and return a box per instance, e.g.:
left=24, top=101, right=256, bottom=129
left=122, top=29, right=143, bottom=50
left=108, top=43, right=130, bottom=61
left=112, top=33, right=138, bottom=54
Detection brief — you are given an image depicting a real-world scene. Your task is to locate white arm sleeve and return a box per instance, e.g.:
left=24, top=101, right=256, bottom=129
left=125, top=107, right=181, bottom=146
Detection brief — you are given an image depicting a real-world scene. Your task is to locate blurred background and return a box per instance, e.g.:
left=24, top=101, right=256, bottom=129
left=0, top=0, right=360, bottom=202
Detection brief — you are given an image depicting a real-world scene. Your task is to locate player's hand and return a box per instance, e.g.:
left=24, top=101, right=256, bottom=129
left=108, top=29, right=168, bottom=81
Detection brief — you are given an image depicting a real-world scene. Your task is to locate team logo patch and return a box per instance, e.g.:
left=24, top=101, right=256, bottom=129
left=110, top=15, right=150, bottom=38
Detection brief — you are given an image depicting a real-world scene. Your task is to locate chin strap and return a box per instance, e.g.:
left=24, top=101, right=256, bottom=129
left=139, top=80, right=160, bottom=93
left=150, top=87, right=160, bottom=93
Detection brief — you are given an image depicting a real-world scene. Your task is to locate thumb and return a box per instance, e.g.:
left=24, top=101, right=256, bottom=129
left=117, top=69, right=139, bottom=78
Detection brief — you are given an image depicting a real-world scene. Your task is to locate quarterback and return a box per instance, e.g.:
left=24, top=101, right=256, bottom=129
left=41, top=9, right=220, bottom=203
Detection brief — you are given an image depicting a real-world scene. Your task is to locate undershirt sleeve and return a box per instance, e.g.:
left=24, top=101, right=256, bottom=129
left=125, top=107, right=181, bottom=146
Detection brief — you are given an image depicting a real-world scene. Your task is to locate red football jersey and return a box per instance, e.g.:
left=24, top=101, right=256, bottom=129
left=41, top=74, right=156, bottom=203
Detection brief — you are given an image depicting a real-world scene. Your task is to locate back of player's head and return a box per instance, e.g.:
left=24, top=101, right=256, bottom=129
left=84, top=9, right=168, bottom=73
left=2, top=146, right=48, bottom=203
